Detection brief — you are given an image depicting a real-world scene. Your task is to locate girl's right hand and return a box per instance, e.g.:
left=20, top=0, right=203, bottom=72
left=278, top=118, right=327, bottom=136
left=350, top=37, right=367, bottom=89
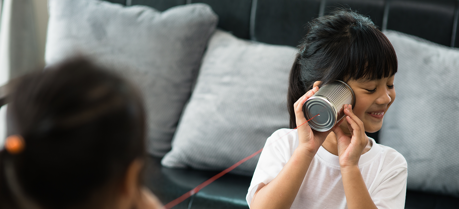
left=293, top=86, right=331, bottom=154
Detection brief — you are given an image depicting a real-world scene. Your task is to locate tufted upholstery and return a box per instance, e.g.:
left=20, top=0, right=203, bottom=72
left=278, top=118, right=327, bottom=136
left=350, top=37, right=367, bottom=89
left=108, top=0, right=459, bottom=48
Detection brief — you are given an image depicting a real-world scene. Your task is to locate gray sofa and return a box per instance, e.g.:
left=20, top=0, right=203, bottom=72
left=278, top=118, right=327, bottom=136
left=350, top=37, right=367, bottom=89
left=102, top=1, right=459, bottom=208
left=3, top=0, right=459, bottom=208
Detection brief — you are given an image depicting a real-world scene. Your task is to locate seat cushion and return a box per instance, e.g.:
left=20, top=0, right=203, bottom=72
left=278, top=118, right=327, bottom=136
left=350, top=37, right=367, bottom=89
left=145, top=156, right=251, bottom=209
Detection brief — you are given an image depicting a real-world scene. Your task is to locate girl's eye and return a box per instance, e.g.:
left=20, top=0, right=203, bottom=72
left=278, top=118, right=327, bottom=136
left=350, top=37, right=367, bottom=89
left=365, top=88, right=376, bottom=93
left=387, top=84, right=394, bottom=89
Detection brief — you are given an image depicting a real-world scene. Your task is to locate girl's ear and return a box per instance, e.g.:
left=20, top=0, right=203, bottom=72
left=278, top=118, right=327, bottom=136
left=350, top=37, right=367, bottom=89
left=313, top=81, right=322, bottom=89
left=118, top=159, right=144, bottom=208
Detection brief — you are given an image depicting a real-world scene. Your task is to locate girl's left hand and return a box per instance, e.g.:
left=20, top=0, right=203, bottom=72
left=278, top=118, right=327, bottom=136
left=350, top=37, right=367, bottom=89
left=332, top=104, right=368, bottom=168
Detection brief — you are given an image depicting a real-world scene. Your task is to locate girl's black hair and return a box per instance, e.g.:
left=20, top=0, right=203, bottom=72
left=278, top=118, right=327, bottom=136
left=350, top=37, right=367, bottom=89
left=288, top=9, right=398, bottom=128
left=0, top=57, right=146, bottom=209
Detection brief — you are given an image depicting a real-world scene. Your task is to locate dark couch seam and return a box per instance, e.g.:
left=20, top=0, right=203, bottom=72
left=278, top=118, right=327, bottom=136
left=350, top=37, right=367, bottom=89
left=187, top=193, right=196, bottom=209
left=250, top=0, right=258, bottom=41
left=319, top=0, right=326, bottom=17
left=382, top=0, right=391, bottom=31
left=451, top=0, right=459, bottom=47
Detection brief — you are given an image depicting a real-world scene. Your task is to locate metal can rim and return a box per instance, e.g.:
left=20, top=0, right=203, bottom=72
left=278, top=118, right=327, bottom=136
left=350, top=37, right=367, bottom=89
left=303, top=96, right=337, bottom=132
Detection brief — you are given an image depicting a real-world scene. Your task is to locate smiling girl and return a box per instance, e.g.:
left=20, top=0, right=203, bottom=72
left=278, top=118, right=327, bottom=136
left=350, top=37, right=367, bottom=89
left=246, top=9, right=407, bottom=209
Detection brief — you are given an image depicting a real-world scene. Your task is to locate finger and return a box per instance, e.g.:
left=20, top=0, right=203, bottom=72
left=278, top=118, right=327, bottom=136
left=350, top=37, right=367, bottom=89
left=294, top=86, right=322, bottom=129
left=293, top=91, right=309, bottom=114
left=313, top=85, right=319, bottom=93
left=295, top=89, right=315, bottom=109
left=294, top=90, right=315, bottom=125
left=344, top=104, right=364, bottom=130
left=313, top=81, right=322, bottom=89
left=294, top=89, right=313, bottom=107
left=345, top=115, right=369, bottom=150
left=332, top=121, right=345, bottom=138
left=345, top=115, right=361, bottom=139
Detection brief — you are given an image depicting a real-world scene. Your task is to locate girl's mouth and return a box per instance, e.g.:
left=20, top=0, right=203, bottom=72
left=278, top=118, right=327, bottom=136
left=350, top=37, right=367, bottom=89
left=368, top=111, right=385, bottom=119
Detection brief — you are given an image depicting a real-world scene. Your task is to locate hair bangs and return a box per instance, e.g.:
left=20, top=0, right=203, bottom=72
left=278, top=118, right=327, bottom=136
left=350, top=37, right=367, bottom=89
left=343, top=27, right=398, bottom=81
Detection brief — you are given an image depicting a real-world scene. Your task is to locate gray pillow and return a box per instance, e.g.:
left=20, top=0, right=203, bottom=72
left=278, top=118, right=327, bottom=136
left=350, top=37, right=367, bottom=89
left=45, top=0, right=217, bottom=156
left=381, top=30, right=459, bottom=197
left=162, top=30, right=295, bottom=175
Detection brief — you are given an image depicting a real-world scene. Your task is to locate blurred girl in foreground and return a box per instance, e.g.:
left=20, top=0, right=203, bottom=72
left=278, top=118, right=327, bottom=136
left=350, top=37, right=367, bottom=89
left=0, top=58, right=164, bottom=209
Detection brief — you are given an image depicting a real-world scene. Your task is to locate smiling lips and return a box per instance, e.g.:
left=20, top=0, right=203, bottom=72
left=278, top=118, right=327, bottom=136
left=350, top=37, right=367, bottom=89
left=368, top=111, right=385, bottom=119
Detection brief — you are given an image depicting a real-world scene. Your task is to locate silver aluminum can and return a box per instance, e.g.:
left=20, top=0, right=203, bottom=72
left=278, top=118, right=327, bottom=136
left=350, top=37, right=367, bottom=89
left=302, top=80, right=355, bottom=132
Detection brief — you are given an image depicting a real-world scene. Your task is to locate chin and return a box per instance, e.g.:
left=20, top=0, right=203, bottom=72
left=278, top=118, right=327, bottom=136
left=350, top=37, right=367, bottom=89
left=364, top=122, right=383, bottom=133
left=365, top=128, right=380, bottom=133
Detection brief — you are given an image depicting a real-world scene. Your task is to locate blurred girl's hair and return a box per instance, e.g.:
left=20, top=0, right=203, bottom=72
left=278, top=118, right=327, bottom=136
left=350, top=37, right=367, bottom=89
left=0, top=57, right=146, bottom=209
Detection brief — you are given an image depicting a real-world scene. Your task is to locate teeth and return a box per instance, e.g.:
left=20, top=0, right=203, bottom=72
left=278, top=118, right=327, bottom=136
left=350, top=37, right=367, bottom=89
left=371, top=112, right=384, bottom=115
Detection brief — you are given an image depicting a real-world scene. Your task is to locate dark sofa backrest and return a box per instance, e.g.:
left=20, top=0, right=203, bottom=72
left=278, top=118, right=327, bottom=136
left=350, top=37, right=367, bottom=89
left=107, top=0, right=459, bottom=48
left=105, top=0, right=458, bottom=143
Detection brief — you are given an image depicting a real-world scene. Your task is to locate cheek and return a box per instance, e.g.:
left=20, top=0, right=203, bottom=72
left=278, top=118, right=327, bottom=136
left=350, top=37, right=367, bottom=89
left=352, top=105, right=367, bottom=119
left=352, top=96, right=371, bottom=118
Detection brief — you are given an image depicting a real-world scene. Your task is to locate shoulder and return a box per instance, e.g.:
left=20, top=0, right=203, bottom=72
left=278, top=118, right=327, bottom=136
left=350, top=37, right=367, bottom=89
left=266, top=128, right=299, bottom=148
left=259, top=128, right=299, bottom=160
left=376, top=143, right=408, bottom=172
left=268, top=128, right=298, bottom=139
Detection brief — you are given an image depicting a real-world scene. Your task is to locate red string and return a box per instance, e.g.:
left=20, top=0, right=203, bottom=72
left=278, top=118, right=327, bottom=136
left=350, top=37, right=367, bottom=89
left=164, top=115, right=319, bottom=209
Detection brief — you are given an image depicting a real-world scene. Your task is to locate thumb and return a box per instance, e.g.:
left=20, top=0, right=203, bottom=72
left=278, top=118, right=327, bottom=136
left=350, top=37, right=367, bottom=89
left=332, top=118, right=345, bottom=139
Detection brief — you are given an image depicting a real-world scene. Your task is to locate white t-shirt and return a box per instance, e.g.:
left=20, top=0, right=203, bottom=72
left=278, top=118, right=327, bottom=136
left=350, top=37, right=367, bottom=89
left=246, top=128, right=407, bottom=209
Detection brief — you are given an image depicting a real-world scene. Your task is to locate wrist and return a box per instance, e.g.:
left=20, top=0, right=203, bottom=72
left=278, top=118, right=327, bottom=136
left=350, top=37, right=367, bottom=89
left=296, top=144, right=318, bottom=158
left=340, top=165, right=360, bottom=174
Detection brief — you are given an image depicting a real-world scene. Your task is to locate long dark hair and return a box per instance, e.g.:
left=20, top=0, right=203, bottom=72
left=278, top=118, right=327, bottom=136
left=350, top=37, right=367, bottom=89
left=0, top=58, right=147, bottom=209
left=288, top=9, right=398, bottom=128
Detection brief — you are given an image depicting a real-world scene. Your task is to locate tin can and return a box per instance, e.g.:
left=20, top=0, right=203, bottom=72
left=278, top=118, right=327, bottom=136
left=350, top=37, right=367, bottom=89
left=302, top=80, right=356, bottom=132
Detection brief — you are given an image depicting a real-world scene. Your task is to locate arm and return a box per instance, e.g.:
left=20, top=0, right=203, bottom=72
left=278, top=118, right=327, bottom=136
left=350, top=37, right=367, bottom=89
left=334, top=104, right=377, bottom=209
left=341, top=166, right=378, bottom=209
left=251, top=86, right=331, bottom=209
left=250, top=145, right=316, bottom=209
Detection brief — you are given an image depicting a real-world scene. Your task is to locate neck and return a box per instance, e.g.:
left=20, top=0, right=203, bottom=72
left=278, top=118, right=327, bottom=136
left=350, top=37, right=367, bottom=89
left=322, top=131, right=339, bottom=155
left=321, top=124, right=372, bottom=156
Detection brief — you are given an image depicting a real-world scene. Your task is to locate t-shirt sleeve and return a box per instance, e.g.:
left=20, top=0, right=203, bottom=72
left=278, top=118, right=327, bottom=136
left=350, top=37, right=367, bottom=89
left=246, top=129, right=297, bottom=207
left=371, top=148, right=408, bottom=209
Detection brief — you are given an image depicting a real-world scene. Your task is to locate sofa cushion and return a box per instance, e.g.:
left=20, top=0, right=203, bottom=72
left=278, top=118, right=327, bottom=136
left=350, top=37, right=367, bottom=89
left=381, top=30, right=459, bottom=197
left=45, top=0, right=217, bottom=156
left=162, top=30, right=295, bottom=175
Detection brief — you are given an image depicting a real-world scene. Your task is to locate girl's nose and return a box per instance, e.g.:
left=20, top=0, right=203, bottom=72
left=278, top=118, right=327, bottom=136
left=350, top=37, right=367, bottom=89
left=376, top=89, right=392, bottom=105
